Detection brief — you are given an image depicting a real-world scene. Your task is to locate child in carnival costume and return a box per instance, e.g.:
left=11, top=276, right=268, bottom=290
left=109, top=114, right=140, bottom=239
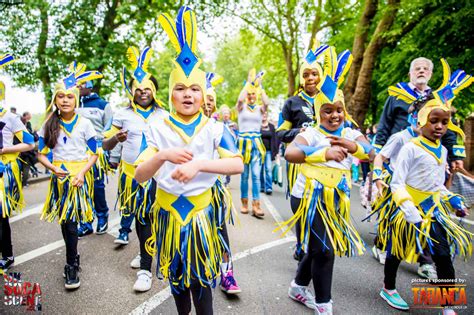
left=277, top=41, right=330, bottom=261
left=38, top=61, right=102, bottom=289
left=280, top=47, right=371, bottom=315
left=0, top=54, right=35, bottom=272
left=237, top=69, right=269, bottom=217
left=203, top=72, right=223, bottom=119
left=379, top=61, right=473, bottom=313
left=134, top=6, right=243, bottom=314
left=370, top=60, right=470, bottom=275
left=205, top=71, right=242, bottom=294
left=102, top=46, right=168, bottom=292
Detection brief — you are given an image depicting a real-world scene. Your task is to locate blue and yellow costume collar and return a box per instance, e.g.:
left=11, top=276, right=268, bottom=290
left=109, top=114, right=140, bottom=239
left=299, top=40, right=329, bottom=86
left=315, top=47, right=357, bottom=127
left=120, top=46, right=164, bottom=109
left=133, top=103, right=156, bottom=121
left=416, top=58, right=473, bottom=141
left=412, top=136, right=443, bottom=164
left=165, top=109, right=208, bottom=144
left=48, top=61, right=103, bottom=112
left=59, top=113, right=80, bottom=137
left=319, top=124, right=345, bottom=137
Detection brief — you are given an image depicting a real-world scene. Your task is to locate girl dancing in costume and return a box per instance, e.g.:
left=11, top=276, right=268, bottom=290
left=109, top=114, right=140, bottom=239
left=135, top=6, right=243, bottom=314
left=0, top=54, right=35, bottom=272
left=379, top=61, right=473, bottom=313
left=281, top=47, right=370, bottom=315
left=102, top=46, right=167, bottom=292
left=237, top=69, right=269, bottom=217
left=277, top=41, right=329, bottom=261
left=38, top=62, right=102, bottom=289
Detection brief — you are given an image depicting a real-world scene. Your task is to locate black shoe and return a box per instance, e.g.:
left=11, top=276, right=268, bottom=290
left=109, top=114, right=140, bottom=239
left=64, top=264, right=80, bottom=289
left=0, top=257, right=14, bottom=272
left=63, top=255, right=81, bottom=278
left=265, top=190, right=273, bottom=195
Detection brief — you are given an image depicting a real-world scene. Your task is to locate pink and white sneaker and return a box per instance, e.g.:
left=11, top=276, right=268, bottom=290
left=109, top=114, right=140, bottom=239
left=219, top=270, right=242, bottom=294
left=288, top=280, right=317, bottom=310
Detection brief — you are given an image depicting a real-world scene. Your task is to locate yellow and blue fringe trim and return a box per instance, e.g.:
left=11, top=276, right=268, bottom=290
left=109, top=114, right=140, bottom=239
left=286, top=162, right=301, bottom=198
left=386, top=186, right=473, bottom=263
left=116, top=160, right=156, bottom=223
left=146, top=188, right=231, bottom=292
left=92, top=148, right=111, bottom=182
left=276, top=165, right=365, bottom=257
left=0, top=154, right=24, bottom=218
left=237, top=131, right=266, bottom=164
left=41, top=161, right=94, bottom=224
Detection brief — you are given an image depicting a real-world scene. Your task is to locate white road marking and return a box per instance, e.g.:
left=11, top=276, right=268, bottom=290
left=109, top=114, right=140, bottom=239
left=10, top=204, right=43, bottom=223
left=15, top=240, right=65, bottom=266
left=129, top=236, right=296, bottom=315
left=450, top=214, right=474, bottom=226
left=260, top=194, right=294, bottom=236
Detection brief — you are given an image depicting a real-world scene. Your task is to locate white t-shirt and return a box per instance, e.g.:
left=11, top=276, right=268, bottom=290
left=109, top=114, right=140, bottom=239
left=380, top=128, right=416, bottom=168
left=39, top=115, right=97, bottom=162
left=145, top=115, right=239, bottom=196
left=390, top=141, right=449, bottom=195
left=110, top=106, right=168, bottom=164
left=0, top=110, right=27, bottom=148
left=291, top=126, right=363, bottom=198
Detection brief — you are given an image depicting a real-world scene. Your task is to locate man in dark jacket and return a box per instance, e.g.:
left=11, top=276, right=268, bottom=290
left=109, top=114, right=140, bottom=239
left=76, top=81, right=113, bottom=236
left=375, top=57, right=464, bottom=168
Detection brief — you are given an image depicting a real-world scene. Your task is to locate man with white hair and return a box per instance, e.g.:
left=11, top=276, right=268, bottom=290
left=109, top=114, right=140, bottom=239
left=374, top=57, right=462, bottom=166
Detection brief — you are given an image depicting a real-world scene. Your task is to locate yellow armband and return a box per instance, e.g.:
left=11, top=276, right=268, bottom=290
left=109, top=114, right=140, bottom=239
left=372, top=166, right=383, bottom=181
left=352, top=143, right=369, bottom=160
left=305, top=147, right=328, bottom=164
left=392, top=187, right=413, bottom=207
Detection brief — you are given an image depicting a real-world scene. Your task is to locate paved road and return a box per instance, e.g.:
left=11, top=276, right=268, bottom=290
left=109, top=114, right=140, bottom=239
left=1, top=172, right=473, bottom=314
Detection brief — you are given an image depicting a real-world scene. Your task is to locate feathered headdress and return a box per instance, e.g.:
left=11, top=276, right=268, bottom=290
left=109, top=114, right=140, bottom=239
left=245, top=68, right=265, bottom=94
left=299, top=40, right=329, bottom=85
left=48, top=61, right=103, bottom=111
left=120, top=46, right=160, bottom=106
left=315, top=47, right=356, bottom=125
left=0, top=54, right=16, bottom=102
left=158, top=6, right=207, bottom=108
left=417, top=59, right=473, bottom=140
left=0, top=54, right=16, bottom=70
left=206, top=72, right=224, bottom=107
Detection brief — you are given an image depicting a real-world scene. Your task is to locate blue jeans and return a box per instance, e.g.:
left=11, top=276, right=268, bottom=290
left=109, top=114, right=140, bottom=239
left=81, top=177, right=109, bottom=230
left=119, top=213, right=135, bottom=234
left=240, top=147, right=261, bottom=200
left=260, top=152, right=273, bottom=192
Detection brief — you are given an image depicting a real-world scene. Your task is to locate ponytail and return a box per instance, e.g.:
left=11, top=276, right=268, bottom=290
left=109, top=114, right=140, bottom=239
left=44, top=109, right=61, bottom=149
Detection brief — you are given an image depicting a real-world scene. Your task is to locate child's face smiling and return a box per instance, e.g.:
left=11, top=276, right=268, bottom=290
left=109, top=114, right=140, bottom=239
left=420, top=108, right=450, bottom=142
left=320, top=101, right=344, bottom=131
left=55, top=92, right=76, bottom=114
left=172, top=83, right=204, bottom=119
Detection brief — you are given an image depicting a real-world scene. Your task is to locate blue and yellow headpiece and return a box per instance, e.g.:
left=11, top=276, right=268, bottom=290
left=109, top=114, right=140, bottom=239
left=158, top=6, right=206, bottom=108
left=206, top=72, right=224, bottom=106
left=0, top=54, right=16, bottom=102
left=417, top=59, right=473, bottom=140
left=48, top=61, right=103, bottom=111
left=315, top=47, right=356, bottom=125
left=299, top=40, right=329, bottom=85
left=120, top=46, right=160, bottom=106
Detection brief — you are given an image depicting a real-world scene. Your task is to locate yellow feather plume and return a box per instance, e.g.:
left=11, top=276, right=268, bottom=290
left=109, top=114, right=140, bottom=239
left=158, top=13, right=181, bottom=53
left=440, top=58, right=450, bottom=88
left=141, top=48, right=154, bottom=72
left=324, top=47, right=337, bottom=79
left=126, top=47, right=140, bottom=69
left=183, top=10, right=198, bottom=52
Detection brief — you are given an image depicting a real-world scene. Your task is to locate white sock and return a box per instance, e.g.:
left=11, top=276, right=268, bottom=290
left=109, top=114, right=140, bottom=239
left=291, top=280, right=304, bottom=288
left=220, top=262, right=229, bottom=274
left=384, top=288, right=397, bottom=294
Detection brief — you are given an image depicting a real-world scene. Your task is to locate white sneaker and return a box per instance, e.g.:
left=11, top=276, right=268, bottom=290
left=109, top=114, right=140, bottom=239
left=288, top=280, right=317, bottom=310
left=130, top=254, right=141, bottom=269
left=315, top=301, right=333, bottom=315
left=418, top=264, right=437, bottom=279
left=133, top=270, right=152, bottom=292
